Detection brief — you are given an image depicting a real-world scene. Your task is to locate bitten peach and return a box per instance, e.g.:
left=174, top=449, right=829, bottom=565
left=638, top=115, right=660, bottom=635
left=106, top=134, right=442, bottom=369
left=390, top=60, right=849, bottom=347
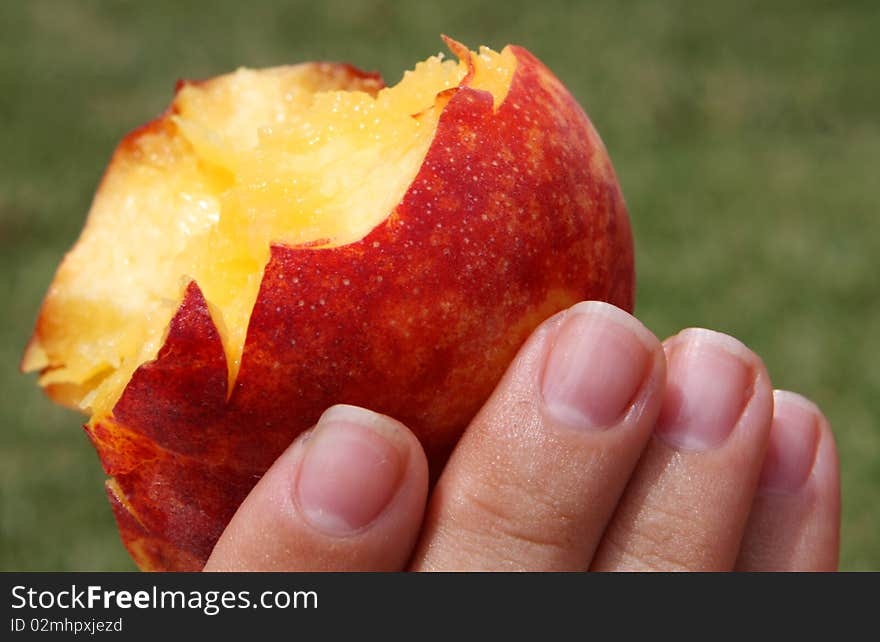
left=23, top=38, right=634, bottom=571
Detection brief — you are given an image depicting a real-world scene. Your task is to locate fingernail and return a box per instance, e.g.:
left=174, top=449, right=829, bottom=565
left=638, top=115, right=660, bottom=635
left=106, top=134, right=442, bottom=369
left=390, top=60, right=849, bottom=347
left=759, top=391, right=820, bottom=493
left=296, top=405, right=405, bottom=536
left=655, top=329, right=752, bottom=451
left=541, top=301, right=654, bottom=429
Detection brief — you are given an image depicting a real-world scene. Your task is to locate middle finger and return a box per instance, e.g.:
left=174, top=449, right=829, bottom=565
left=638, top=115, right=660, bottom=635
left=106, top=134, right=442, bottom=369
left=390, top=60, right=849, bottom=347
left=409, top=302, right=665, bottom=571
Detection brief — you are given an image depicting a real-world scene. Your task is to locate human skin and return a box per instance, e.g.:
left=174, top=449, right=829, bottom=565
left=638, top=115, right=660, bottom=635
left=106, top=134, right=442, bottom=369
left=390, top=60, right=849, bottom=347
left=205, top=301, right=840, bottom=572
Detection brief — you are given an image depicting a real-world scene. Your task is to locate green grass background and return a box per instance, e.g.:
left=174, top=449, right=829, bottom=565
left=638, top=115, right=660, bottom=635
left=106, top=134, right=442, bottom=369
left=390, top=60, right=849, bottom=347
left=1, top=0, right=877, bottom=570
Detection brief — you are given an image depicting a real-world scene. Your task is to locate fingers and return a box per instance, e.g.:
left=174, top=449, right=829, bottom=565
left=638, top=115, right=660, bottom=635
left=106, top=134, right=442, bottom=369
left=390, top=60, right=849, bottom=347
left=591, top=329, right=774, bottom=571
left=410, top=301, right=667, bottom=571
left=203, top=311, right=840, bottom=573
left=204, top=405, right=428, bottom=571
left=735, top=391, right=840, bottom=571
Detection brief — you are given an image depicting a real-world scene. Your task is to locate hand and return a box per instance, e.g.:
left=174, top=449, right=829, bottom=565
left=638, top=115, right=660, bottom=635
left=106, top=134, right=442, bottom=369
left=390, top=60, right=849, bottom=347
left=204, top=302, right=840, bottom=571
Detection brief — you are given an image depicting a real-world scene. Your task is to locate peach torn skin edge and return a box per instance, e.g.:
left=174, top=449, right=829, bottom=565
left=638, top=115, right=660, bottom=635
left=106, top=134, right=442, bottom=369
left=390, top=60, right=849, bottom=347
left=23, top=38, right=634, bottom=571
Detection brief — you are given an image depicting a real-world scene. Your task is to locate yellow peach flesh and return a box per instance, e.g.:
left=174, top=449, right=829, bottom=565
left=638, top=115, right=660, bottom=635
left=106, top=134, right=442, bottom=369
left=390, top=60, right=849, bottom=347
left=23, top=44, right=516, bottom=420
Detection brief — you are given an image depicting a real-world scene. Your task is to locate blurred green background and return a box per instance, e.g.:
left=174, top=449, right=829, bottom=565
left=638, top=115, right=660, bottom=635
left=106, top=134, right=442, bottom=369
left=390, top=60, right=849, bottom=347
left=1, top=0, right=877, bottom=570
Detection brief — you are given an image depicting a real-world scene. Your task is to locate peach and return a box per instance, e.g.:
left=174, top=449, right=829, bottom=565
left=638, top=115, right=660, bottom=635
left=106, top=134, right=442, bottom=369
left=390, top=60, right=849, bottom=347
left=22, top=37, right=634, bottom=571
